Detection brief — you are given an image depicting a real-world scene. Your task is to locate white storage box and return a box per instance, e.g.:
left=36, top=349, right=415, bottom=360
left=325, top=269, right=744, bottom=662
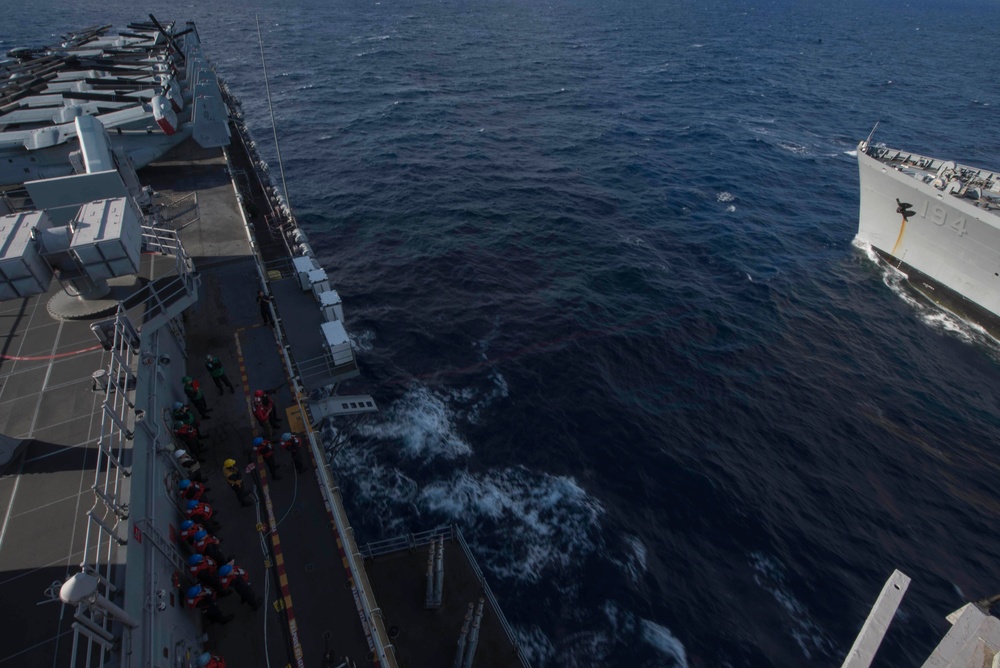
left=70, top=198, right=141, bottom=281
left=320, top=320, right=354, bottom=367
left=319, top=289, right=344, bottom=322
left=308, top=268, right=330, bottom=300
left=0, top=211, right=54, bottom=299
left=293, top=255, right=317, bottom=291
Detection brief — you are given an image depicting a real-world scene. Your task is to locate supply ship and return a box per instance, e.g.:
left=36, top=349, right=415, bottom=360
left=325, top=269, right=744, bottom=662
left=856, top=137, right=1000, bottom=337
left=0, top=19, right=527, bottom=668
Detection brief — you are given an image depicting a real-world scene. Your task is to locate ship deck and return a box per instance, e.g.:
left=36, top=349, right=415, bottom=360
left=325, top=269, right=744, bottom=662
left=0, top=130, right=526, bottom=668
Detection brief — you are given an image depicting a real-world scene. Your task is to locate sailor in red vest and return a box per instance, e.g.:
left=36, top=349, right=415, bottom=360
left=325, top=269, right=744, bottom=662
left=185, top=499, right=220, bottom=532
left=252, top=389, right=281, bottom=435
left=217, top=562, right=262, bottom=610
left=253, top=436, right=282, bottom=480
left=188, top=554, right=227, bottom=593
left=174, top=420, right=205, bottom=457
left=185, top=584, right=232, bottom=624
left=177, top=478, right=211, bottom=503
left=191, top=529, right=229, bottom=565
left=278, top=432, right=307, bottom=473
left=196, top=653, right=227, bottom=668
left=179, top=519, right=206, bottom=546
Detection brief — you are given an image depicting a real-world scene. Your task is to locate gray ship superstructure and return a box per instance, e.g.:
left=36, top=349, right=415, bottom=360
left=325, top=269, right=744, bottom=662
left=0, top=18, right=528, bottom=668
left=856, top=139, right=1000, bottom=335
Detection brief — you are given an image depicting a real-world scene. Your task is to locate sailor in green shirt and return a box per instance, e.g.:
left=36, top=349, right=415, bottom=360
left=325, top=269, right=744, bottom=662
left=204, top=354, right=235, bottom=395
left=182, top=376, right=212, bottom=418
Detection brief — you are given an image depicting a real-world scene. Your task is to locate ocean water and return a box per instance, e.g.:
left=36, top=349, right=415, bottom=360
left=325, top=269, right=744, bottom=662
left=6, top=1, right=1000, bottom=666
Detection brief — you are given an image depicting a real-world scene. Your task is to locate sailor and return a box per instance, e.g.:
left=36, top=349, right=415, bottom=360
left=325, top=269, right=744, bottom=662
left=205, top=354, right=235, bottom=395
left=174, top=449, right=203, bottom=482
left=185, top=584, right=233, bottom=624
left=191, top=529, right=229, bottom=565
left=174, top=420, right=205, bottom=457
left=252, top=389, right=281, bottom=433
left=188, top=554, right=227, bottom=594
left=222, top=458, right=253, bottom=506
left=179, top=519, right=205, bottom=546
left=185, top=499, right=220, bottom=532
left=278, top=432, right=307, bottom=473
left=253, top=436, right=281, bottom=480
left=217, top=562, right=262, bottom=610
left=256, top=290, right=273, bottom=325
left=177, top=478, right=211, bottom=503
left=172, top=402, right=199, bottom=429
left=196, top=653, right=227, bottom=668
left=182, top=376, right=212, bottom=418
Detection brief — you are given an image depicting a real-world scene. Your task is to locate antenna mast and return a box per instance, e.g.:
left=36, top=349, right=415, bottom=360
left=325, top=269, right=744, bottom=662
left=255, top=15, right=292, bottom=218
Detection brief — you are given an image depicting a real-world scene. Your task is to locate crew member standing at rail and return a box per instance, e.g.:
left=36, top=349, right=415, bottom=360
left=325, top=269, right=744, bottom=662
left=222, top=458, right=253, bottom=506
left=196, top=653, right=227, bottom=668
left=252, top=389, right=281, bottom=435
left=177, top=478, right=211, bottom=504
left=256, top=290, right=273, bottom=325
left=188, top=554, right=227, bottom=594
left=174, top=420, right=205, bottom=458
left=279, top=432, right=307, bottom=473
left=217, top=562, right=262, bottom=610
left=185, top=499, right=221, bottom=532
left=173, top=402, right=200, bottom=430
left=253, top=436, right=281, bottom=480
left=191, top=529, right=230, bottom=565
left=183, top=376, right=212, bottom=418
left=186, top=585, right=233, bottom=625
left=174, top=449, right=203, bottom=481
left=205, top=354, right=235, bottom=394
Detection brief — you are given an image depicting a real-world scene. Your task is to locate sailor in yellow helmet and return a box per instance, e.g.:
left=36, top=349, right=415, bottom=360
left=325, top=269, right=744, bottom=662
left=222, top=458, right=253, bottom=507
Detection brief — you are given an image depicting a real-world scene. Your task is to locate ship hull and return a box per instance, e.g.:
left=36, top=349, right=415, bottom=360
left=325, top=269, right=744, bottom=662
left=856, top=144, right=1000, bottom=337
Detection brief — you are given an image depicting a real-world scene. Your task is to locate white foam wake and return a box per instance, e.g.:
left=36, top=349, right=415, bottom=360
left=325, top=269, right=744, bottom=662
left=357, top=385, right=472, bottom=461
left=750, top=552, right=833, bottom=659
left=420, top=467, right=604, bottom=581
left=853, top=239, right=999, bottom=348
left=640, top=619, right=690, bottom=667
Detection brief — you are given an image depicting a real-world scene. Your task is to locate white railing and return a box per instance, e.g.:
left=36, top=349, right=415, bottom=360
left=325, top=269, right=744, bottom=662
left=70, top=305, right=139, bottom=668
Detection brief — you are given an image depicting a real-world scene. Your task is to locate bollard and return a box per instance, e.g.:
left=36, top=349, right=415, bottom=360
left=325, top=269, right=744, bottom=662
left=453, top=602, right=473, bottom=668
left=433, top=536, right=445, bottom=607
left=424, top=539, right=437, bottom=609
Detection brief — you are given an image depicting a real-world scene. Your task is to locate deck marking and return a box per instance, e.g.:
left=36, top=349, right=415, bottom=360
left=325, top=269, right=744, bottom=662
left=0, top=343, right=102, bottom=362
left=237, top=328, right=305, bottom=668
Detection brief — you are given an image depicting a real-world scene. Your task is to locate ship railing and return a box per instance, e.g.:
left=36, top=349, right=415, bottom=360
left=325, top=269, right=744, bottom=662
left=263, top=255, right=294, bottom=280
left=295, top=353, right=361, bottom=391
left=455, top=527, right=533, bottom=668
left=127, top=223, right=200, bottom=335
left=71, top=304, right=142, bottom=668
left=359, top=525, right=456, bottom=559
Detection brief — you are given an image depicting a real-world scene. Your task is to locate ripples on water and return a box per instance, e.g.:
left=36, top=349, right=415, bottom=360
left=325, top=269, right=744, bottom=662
left=7, top=0, right=1000, bottom=665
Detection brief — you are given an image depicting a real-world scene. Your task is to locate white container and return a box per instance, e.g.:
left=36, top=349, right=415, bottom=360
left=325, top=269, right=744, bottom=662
left=308, top=268, right=330, bottom=300
left=292, top=255, right=316, bottom=292
left=319, top=289, right=344, bottom=322
left=320, top=320, right=354, bottom=367
left=0, top=211, right=54, bottom=299
left=70, top=197, right=141, bottom=281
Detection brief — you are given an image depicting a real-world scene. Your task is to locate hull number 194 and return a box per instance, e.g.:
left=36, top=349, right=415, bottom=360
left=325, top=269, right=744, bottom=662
left=918, top=199, right=968, bottom=237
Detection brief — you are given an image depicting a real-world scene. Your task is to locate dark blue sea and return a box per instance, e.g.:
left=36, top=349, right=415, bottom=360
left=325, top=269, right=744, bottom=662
left=8, top=1, right=1000, bottom=665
